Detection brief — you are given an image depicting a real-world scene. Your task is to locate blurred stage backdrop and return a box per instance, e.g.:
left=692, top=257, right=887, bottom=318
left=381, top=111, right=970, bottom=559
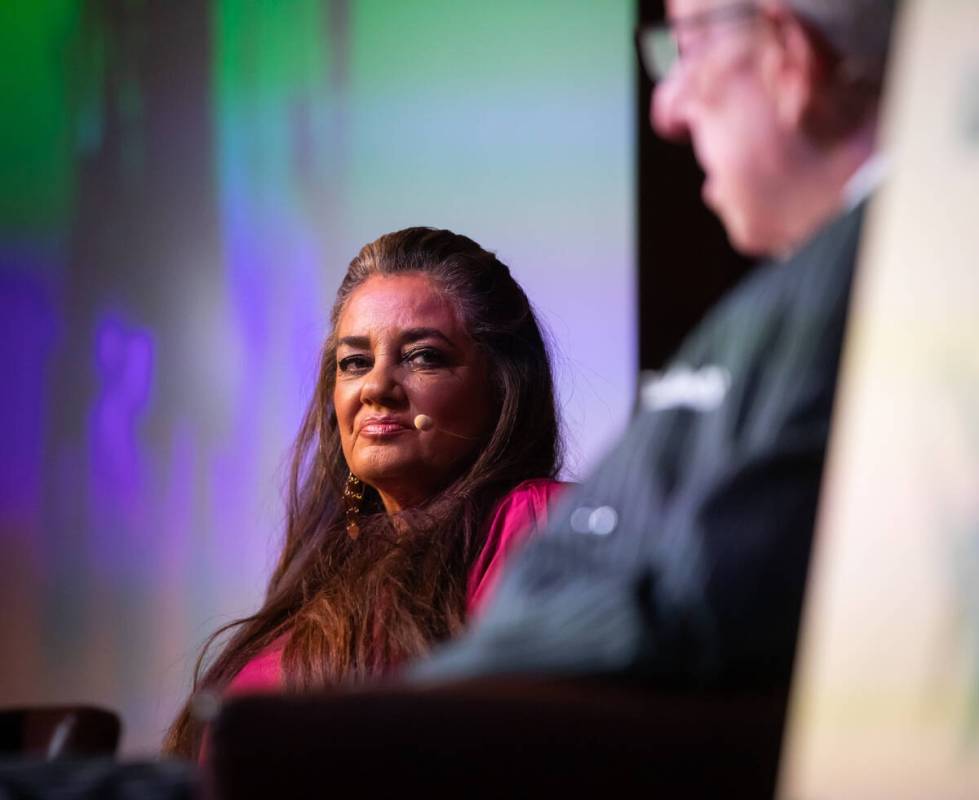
left=0, top=1, right=635, bottom=753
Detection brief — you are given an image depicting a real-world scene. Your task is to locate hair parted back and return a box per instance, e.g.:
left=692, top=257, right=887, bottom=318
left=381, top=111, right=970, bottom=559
left=787, top=0, right=900, bottom=82
left=781, top=0, right=902, bottom=140
left=164, top=227, right=562, bottom=758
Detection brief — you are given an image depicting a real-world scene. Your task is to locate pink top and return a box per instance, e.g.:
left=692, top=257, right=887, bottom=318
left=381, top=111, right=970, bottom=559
left=464, top=478, right=566, bottom=618
left=224, top=478, right=566, bottom=698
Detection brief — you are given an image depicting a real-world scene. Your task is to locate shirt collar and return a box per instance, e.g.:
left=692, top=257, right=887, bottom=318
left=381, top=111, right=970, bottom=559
left=842, top=151, right=888, bottom=211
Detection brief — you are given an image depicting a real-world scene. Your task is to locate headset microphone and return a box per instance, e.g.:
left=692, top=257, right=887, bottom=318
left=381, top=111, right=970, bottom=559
left=413, top=413, right=479, bottom=441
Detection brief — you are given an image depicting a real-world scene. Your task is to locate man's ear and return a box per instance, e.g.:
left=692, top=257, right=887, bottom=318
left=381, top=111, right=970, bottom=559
left=760, top=8, right=824, bottom=132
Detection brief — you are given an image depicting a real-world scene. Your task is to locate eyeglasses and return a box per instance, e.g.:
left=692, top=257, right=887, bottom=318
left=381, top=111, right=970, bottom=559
left=636, top=3, right=762, bottom=82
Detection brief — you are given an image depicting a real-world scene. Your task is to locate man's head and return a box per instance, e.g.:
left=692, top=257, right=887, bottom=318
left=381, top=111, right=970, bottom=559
left=644, top=0, right=900, bottom=256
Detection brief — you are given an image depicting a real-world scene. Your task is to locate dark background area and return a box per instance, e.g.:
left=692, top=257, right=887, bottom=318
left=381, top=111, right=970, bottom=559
left=637, top=0, right=754, bottom=371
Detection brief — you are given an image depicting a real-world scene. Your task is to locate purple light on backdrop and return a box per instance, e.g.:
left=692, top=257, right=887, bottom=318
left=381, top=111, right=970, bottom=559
left=89, top=314, right=154, bottom=508
left=0, top=268, right=59, bottom=525
left=0, top=263, right=59, bottom=706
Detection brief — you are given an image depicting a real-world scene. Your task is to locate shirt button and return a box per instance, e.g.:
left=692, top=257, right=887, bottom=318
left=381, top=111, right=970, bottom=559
left=569, top=505, right=618, bottom=536
left=588, top=506, right=618, bottom=536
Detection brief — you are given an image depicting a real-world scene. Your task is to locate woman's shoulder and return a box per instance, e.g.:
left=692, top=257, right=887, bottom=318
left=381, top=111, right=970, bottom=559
left=487, top=478, right=571, bottom=538
left=224, top=637, right=287, bottom=697
left=496, top=477, right=570, bottom=514
left=465, top=478, right=571, bottom=617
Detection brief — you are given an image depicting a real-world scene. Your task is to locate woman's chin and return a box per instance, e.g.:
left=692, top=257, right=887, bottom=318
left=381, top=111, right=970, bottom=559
left=357, top=466, right=429, bottom=509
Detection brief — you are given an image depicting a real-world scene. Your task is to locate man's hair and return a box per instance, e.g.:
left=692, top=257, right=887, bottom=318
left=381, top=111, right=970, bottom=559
left=784, top=0, right=902, bottom=140
left=788, top=0, right=901, bottom=88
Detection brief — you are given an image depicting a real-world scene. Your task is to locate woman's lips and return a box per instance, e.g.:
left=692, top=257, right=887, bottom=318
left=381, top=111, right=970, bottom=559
left=359, top=419, right=411, bottom=437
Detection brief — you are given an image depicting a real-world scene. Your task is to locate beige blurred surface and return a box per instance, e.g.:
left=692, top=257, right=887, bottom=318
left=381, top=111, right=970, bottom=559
left=778, top=1, right=979, bottom=797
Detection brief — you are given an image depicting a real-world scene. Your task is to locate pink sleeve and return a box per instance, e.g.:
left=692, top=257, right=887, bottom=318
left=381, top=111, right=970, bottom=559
left=465, top=479, right=569, bottom=619
left=224, top=643, right=286, bottom=697
left=198, top=640, right=286, bottom=764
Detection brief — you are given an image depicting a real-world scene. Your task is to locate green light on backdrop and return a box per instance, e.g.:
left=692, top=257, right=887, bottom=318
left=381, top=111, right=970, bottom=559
left=0, top=0, right=80, bottom=236
left=214, top=0, right=332, bottom=104
left=352, top=0, right=626, bottom=92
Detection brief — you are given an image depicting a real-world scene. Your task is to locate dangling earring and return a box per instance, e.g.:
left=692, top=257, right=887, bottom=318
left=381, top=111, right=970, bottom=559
left=344, top=472, right=365, bottom=540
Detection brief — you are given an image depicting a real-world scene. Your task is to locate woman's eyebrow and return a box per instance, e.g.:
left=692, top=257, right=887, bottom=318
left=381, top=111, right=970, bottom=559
left=337, top=335, right=370, bottom=349
left=401, top=327, right=455, bottom=347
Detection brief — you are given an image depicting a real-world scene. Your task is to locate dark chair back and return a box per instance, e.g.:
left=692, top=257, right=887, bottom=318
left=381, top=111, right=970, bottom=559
left=0, top=706, right=121, bottom=760
left=207, top=678, right=787, bottom=797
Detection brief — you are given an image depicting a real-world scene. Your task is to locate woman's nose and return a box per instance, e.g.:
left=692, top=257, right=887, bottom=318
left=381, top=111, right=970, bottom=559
left=359, top=359, right=405, bottom=407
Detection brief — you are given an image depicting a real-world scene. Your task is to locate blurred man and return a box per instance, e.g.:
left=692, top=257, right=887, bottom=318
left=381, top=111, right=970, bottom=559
left=412, top=0, right=901, bottom=689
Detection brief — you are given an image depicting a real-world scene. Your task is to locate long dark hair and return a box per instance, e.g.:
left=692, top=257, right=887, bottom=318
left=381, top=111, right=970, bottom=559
left=164, top=227, right=561, bottom=758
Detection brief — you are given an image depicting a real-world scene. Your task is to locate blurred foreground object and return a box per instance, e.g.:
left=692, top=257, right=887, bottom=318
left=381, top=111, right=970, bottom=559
left=207, top=681, right=785, bottom=797
left=780, top=0, right=979, bottom=796
left=0, top=760, right=196, bottom=800
left=0, top=706, right=197, bottom=800
left=0, top=706, right=120, bottom=760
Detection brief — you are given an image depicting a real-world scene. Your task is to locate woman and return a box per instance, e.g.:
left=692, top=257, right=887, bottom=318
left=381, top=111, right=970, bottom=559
left=164, top=227, right=565, bottom=758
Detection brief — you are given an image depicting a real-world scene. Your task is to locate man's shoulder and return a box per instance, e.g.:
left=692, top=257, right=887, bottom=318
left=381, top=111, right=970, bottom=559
left=633, top=203, right=868, bottom=435
left=745, top=203, right=863, bottom=300
left=678, top=202, right=867, bottom=361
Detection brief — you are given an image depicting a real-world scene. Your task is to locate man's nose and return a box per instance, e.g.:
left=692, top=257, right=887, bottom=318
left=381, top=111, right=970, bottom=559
left=650, top=72, right=690, bottom=142
left=359, top=360, right=405, bottom=407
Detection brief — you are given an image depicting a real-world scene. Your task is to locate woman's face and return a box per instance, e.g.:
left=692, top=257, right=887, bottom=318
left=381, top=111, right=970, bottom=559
left=333, top=273, right=495, bottom=513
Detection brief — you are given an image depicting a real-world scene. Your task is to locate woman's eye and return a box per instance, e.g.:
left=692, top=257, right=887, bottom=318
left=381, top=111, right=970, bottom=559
left=404, top=347, right=446, bottom=369
left=337, top=355, right=371, bottom=373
